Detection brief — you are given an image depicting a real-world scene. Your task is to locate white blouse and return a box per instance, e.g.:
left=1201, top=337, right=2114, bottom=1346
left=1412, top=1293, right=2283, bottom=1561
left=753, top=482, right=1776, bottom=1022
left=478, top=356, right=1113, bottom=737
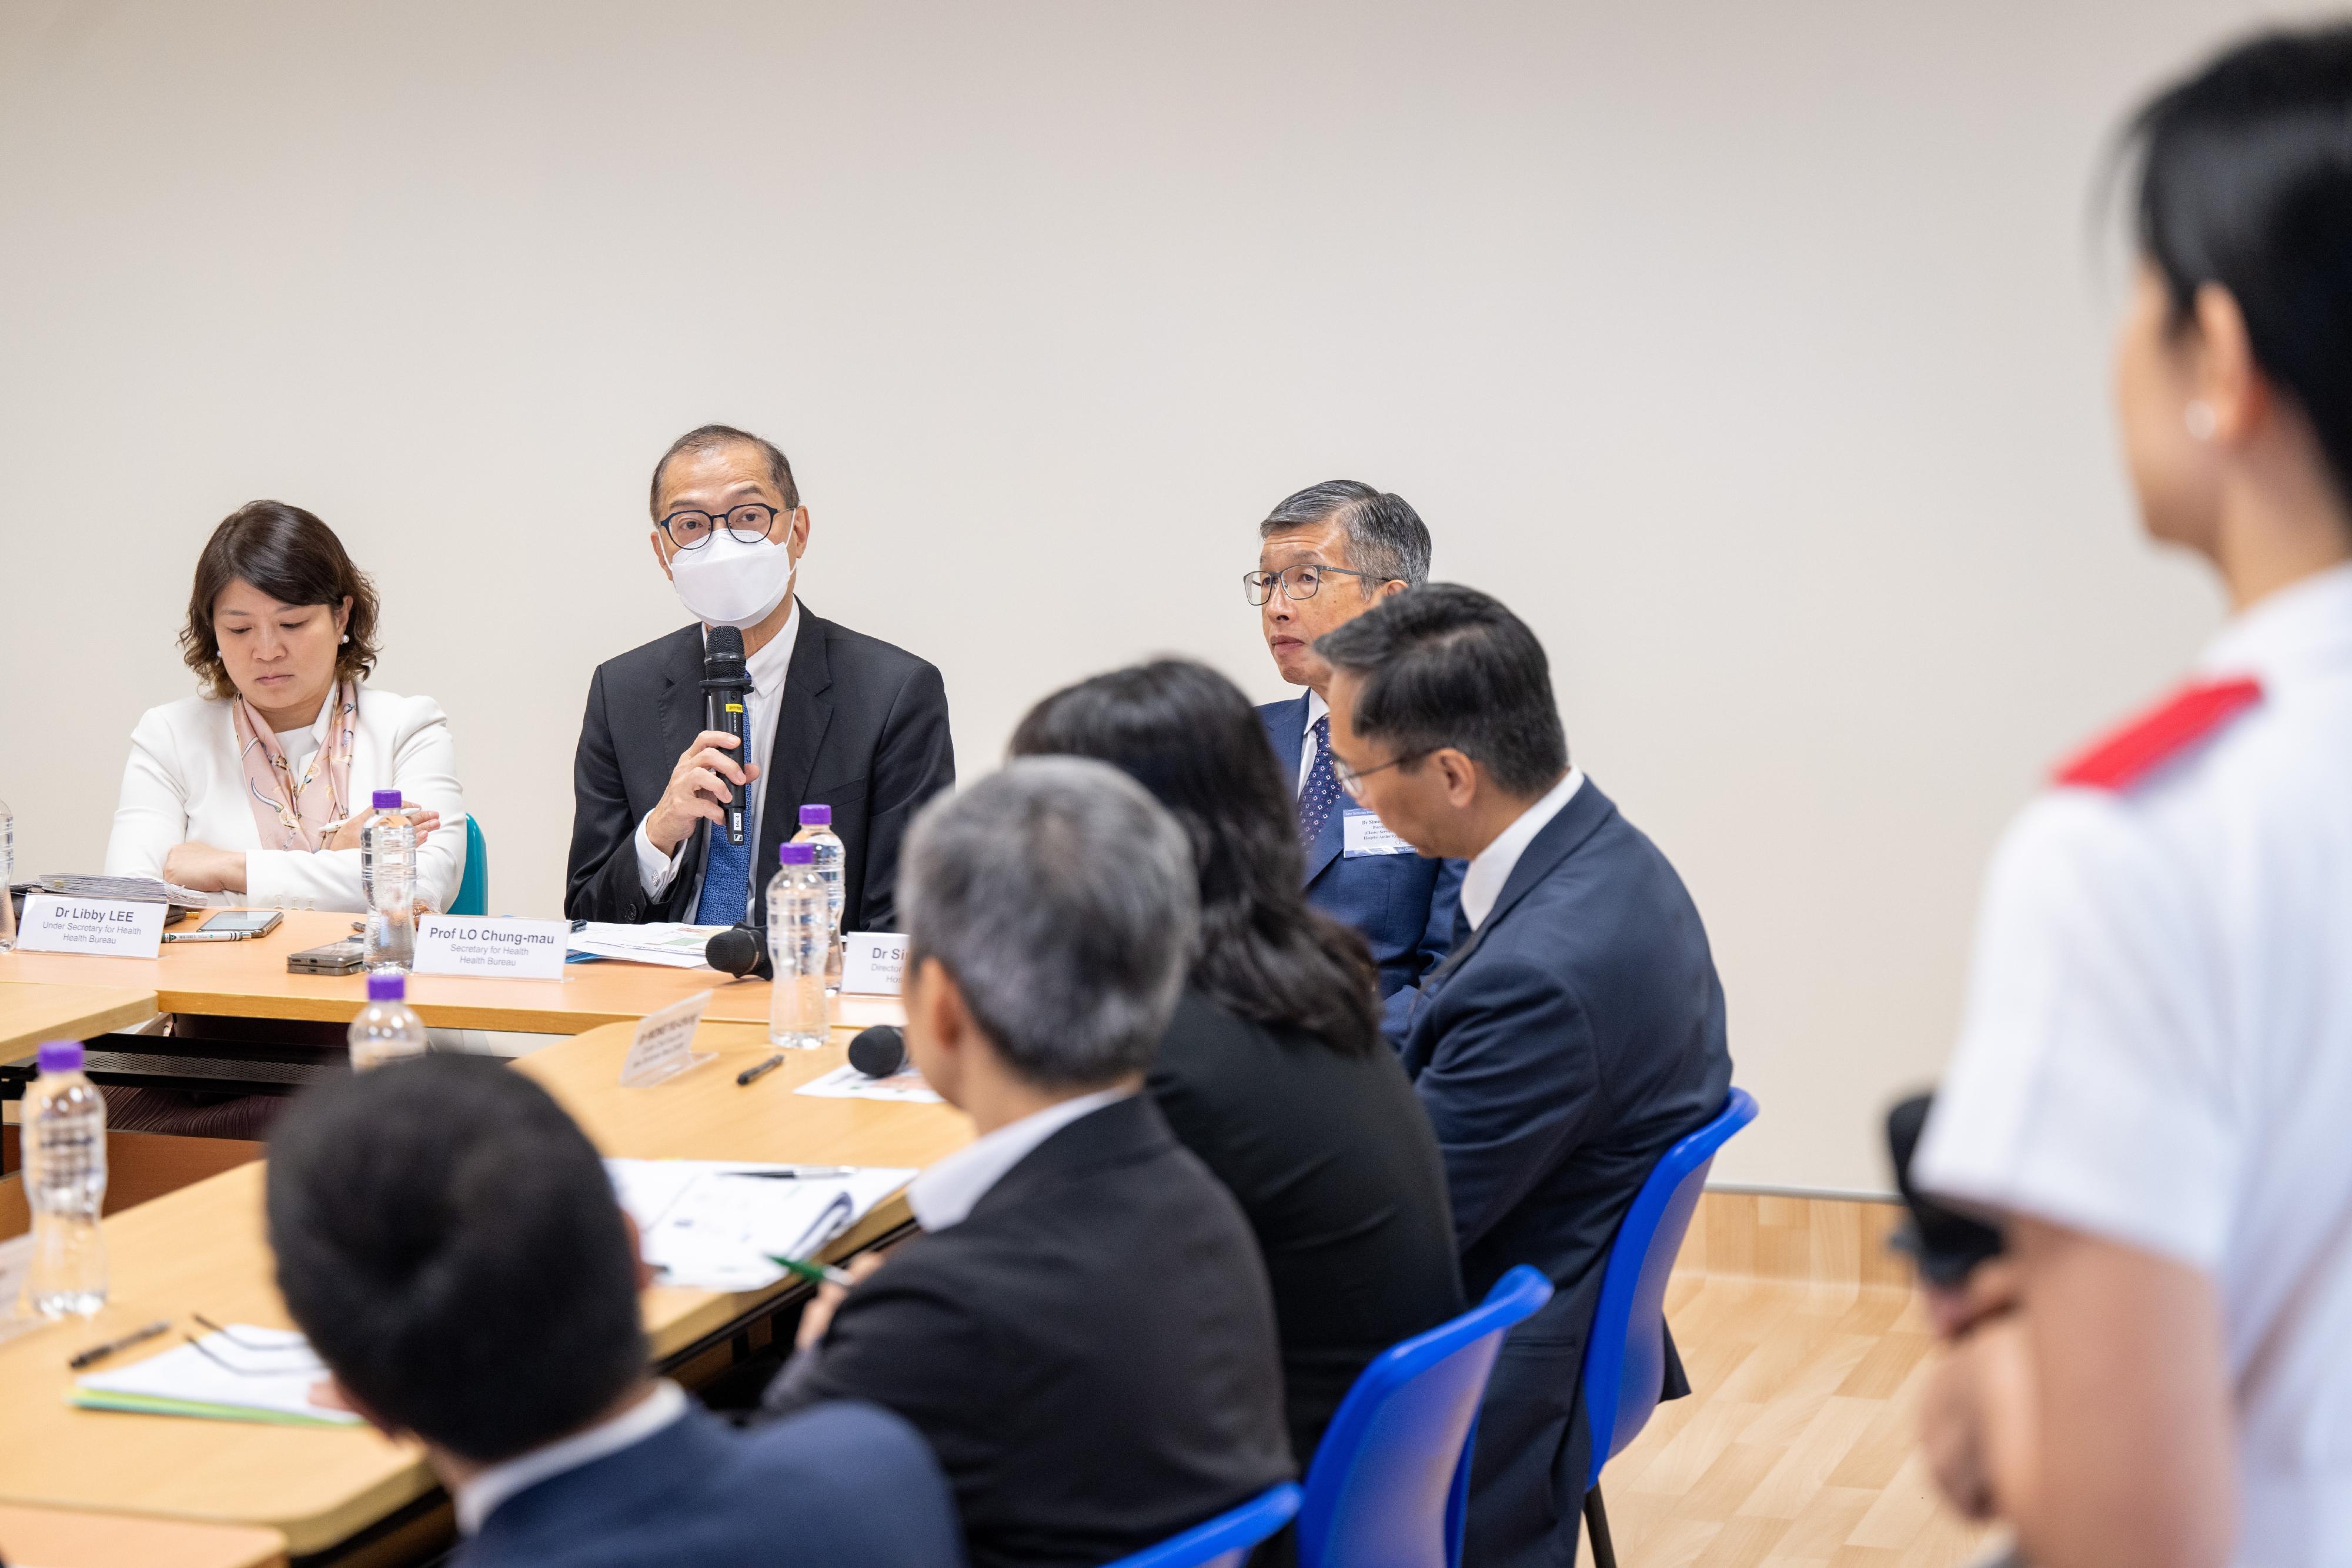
left=103, top=686, right=469, bottom=914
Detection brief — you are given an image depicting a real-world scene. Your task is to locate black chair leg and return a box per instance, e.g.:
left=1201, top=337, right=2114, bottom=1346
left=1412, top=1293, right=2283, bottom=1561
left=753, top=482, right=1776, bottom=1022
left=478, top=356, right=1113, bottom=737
left=1584, top=1483, right=1617, bottom=1568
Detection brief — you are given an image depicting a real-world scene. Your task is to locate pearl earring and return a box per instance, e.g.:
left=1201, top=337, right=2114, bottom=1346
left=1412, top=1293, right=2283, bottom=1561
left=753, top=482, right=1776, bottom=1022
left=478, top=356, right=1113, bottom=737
left=2184, top=400, right=2217, bottom=441
left=340, top=633, right=351, bottom=644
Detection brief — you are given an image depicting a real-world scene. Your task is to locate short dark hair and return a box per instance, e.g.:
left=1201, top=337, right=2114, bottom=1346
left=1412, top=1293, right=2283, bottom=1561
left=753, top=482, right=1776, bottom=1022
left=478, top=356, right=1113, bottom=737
left=900, top=758, right=1198, bottom=1090
left=649, top=424, right=800, bottom=515
left=1315, top=584, right=1569, bottom=797
left=1011, top=659, right=1381, bottom=1054
left=1260, top=480, right=1432, bottom=586
left=180, top=501, right=380, bottom=701
left=266, top=1057, right=646, bottom=1465
left=2124, top=23, right=2352, bottom=516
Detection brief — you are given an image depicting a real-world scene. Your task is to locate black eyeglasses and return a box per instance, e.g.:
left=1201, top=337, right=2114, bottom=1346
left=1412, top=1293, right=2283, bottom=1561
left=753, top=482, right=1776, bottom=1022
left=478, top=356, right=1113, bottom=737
left=660, top=503, right=781, bottom=551
left=1331, top=748, right=1434, bottom=801
left=1243, top=563, right=1394, bottom=606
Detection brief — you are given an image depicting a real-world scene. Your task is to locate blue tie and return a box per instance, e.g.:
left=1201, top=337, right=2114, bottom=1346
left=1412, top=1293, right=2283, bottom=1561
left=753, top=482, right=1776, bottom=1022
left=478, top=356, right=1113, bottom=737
left=695, top=828, right=752, bottom=925
left=1299, top=714, right=1341, bottom=845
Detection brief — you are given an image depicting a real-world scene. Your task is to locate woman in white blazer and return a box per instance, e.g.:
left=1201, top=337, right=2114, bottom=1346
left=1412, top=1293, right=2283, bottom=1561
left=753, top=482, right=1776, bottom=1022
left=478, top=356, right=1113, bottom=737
left=105, top=500, right=467, bottom=915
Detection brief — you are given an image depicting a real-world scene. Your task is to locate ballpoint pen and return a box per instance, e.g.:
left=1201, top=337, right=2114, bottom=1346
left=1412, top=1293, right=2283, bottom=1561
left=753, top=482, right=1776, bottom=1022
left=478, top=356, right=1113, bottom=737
left=768, top=1254, right=857, bottom=1288
left=736, top=1054, right=786, bottom=1086
left=735, top=1165, right=858, bottom=1178
left=68, top=1319, right=171, bottom=1369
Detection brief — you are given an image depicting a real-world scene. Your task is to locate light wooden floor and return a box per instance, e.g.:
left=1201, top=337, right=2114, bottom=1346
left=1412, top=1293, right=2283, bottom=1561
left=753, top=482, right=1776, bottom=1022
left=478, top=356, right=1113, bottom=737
left=1575, top=1194, right=1999, bottom=1567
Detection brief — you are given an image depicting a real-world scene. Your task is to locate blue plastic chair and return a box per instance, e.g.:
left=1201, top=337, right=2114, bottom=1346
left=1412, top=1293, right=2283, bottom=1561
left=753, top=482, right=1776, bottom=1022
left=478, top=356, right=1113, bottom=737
left=1576, top=1088, right=1759, bottom=1568
left=1296, top=1263, right=1555, bottom=1568
left=1100, top=1483, right=1302, bottom=1568
left=450, top=815, right=489, bottom=918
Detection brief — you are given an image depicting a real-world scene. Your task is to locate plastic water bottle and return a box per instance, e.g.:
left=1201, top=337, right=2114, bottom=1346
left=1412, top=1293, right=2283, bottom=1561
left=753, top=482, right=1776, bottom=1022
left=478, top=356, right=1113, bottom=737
left=767, top=843, right=829, bottom=1049
left=0, top=795, right=15, bottom=952
left=348, top=971, right=428, bottom=1070
left=362, top=789, right=415, bottom=971
left=792, top=804, right=846, bottom=994
left=24, top=1041, right=107, bottom=1318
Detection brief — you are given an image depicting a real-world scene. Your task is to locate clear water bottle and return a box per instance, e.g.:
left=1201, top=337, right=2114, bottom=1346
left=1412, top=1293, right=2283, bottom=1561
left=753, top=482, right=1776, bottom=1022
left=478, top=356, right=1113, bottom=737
left=24, top=1041, right=107, bottom=1318
left=0, top=794, right=16, bottom=952
left=767, top=843, right=828, bottom=1049
left=362, top=789, right=415, bottom=971
left=792, top=804, right=846, bottom=994
left=348, top=971, right=428, bottom=1070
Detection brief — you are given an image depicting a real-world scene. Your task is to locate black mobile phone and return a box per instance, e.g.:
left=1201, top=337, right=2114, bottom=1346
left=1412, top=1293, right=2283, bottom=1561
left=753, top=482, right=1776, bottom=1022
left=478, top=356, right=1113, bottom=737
left=1886, top=1094, right=2006, bottom=1288
left=288, top=937, right=366, bottom=976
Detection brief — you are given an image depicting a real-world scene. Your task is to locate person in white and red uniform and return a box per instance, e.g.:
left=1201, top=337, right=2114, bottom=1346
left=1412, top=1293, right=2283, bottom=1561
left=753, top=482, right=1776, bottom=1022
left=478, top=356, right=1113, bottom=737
left=1909, top=25, right=2352, bottom=1568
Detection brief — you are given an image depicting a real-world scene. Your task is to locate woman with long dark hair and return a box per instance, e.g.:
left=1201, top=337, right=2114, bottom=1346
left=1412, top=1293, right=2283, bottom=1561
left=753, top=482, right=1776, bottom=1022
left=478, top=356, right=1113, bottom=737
left=1011, top=658, right=1463, bottom=1469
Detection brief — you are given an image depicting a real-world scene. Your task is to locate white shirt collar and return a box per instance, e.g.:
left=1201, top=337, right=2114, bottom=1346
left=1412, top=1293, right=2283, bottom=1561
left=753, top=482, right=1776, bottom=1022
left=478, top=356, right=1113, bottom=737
left=455, top=1379, right=688, bottom=1536
left=1302, top=688, right=1328, bottom=731
left=1297, top=690, right=1331, bottom=796
left=2197, top=561, right=2352, bottom=687
left=907, top=1088, right=1134, bottom=1232
left=1458, top=767, right=1585, bottom=932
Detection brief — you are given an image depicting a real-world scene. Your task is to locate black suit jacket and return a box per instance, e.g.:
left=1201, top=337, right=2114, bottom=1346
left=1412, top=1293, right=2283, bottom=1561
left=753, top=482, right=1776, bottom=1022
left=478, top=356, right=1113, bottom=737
left=1150, top=989, right=1464, bottom=1467
left=458, top=1401, right=960, bottom=1568
left=565, top=605, right=953, bottom=929
left=764, top=1095, right=1292, bottom=1568
left=1392, top=778, right=1730, bottom=1568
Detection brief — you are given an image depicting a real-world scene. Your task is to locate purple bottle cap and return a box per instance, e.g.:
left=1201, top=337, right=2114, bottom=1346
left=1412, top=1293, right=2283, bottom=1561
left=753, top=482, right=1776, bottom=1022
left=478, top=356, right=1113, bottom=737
left=779, top=843, right=816, bottom=865
left=36, top=1040, right=83, bottom=1074
left=367, top=972, right=406, bottom=1002
left=372, top=790, right=403, bottom=810
left=799, top=804, right=832, bottom=827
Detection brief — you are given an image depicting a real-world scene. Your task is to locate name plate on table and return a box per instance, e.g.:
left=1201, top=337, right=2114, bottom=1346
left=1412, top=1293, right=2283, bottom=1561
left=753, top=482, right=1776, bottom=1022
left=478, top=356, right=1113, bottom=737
left=14, top=894, right=165, bottom=958
left=843, top=932, right=908, bottom=995
left=413, top=917, right=570, bottom=980
left=620, top=989, right=715, bottom=1088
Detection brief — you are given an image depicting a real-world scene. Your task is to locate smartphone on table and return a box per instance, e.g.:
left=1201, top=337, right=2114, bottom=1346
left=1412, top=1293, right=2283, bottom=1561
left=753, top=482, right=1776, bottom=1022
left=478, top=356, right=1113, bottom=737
left=161, top=909, right=286, bottom=944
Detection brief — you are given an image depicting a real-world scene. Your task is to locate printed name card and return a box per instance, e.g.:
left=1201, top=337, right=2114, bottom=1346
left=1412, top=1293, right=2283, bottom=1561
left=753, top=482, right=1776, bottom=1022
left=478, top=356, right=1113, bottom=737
left=620, top=989, right=715, bottom=1088
left=1342, top=809, right=1416, bottom=858
left=15, top=895, right=166, bottom=958
left=413, top=917, right=571, bottom=981
left=843, top=932, right=908, bottom=995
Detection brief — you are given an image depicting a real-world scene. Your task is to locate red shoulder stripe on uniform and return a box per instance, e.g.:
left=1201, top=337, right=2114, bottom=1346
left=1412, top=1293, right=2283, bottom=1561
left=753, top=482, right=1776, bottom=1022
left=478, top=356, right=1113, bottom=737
left=2052, top=676, right=2264, bottom=791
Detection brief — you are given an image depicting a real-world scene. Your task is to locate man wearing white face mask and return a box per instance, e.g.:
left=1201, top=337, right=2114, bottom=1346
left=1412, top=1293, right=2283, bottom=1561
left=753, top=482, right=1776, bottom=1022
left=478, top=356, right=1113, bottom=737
left=566, top=424, right=955, bottom=928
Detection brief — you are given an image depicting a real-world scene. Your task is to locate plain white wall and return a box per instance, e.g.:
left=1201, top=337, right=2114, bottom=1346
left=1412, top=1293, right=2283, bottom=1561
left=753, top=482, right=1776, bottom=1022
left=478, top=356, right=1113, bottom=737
left=0, top=0, right=2324, bottom=1191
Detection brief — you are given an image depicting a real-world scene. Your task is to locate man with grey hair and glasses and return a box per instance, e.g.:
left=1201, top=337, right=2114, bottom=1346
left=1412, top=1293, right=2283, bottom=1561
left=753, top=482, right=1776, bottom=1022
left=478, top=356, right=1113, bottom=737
left=1248, top=480, right=1466, bottom=999
left=763, top=758, right=1292, bottom=1568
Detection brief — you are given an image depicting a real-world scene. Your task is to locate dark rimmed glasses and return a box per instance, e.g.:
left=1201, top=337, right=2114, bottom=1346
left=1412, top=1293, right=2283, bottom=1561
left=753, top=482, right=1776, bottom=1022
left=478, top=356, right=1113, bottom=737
left=1331, top=747, right=1435, bottom=801
left=660, top=503, right=781, bottom=551
left=1243, top=562, right=1395, bottom=605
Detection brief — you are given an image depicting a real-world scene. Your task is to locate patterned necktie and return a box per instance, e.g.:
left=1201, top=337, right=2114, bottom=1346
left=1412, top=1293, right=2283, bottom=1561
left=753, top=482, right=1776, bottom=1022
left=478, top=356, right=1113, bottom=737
left=1299, top=714, right=1342, bottom=845
left=695, top=827, right=752, bottom=925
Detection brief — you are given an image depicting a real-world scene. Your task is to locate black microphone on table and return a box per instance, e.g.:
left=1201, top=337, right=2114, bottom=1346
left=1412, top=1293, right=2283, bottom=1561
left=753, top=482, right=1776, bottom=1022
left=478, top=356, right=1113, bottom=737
left=848, top=1024, right=906, bottom=1078
left=701, top=626, right=753, bottom=848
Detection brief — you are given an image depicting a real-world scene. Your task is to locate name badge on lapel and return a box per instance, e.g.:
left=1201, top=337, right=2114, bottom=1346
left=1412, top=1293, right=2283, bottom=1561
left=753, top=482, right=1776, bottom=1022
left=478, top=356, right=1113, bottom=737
left=1342, top=809, right=1415, bottom=858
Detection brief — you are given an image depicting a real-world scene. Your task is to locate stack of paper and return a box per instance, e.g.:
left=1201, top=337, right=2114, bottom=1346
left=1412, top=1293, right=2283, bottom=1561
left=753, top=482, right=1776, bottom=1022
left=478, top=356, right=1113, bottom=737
left=74, top=1326, right=362, bottom=1427
left=607, top=1159, right=917, bottom=1292
left=796, top=1064, right=944, bottom=1105
left=569, top=922, right=733, bottom=968
left=41, top=873, right=211, bottom=909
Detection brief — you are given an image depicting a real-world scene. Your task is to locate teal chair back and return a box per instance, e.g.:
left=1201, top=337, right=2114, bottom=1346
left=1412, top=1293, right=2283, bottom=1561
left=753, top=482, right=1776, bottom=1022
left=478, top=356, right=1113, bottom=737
left=450, top=815, right=489, bottom=917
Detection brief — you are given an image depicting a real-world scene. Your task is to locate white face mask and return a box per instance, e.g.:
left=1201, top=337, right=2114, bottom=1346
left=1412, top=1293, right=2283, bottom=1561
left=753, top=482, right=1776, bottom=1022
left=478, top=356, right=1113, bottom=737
left=667, top=530, right=798, bottom=630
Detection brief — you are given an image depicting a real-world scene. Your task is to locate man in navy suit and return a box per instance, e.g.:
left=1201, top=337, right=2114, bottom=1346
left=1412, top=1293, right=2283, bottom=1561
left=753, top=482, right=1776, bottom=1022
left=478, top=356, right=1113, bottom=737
left=1318, top=585, right=1733, bottom=1568
left=1248, top=480, right=1465, bottom=998
left=265, top=1055, right=961, bottom=1568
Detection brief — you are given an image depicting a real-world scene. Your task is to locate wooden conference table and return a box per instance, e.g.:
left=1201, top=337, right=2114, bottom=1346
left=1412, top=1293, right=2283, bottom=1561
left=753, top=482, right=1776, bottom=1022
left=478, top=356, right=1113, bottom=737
left=0, top=979, right=158, bottom=1061
left=0, top=909, right=823, bottom=1035
left=0, top=920, right=951, bottom=1565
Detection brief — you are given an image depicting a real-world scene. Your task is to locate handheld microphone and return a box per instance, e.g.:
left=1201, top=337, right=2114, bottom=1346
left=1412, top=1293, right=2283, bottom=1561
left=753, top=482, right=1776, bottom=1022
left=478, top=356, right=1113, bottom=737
left=848, top=1024, right=907, bottom=1078
left=702, top=626, right=753, bottom=848
left=704, top=922, right=770, bottom=979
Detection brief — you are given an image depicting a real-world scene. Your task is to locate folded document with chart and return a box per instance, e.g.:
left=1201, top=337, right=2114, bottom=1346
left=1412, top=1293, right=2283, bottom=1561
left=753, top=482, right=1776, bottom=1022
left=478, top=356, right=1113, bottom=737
left=606, top=1159, right=918, bottom=1292
left=73, top=1326, right=362, bottom=1427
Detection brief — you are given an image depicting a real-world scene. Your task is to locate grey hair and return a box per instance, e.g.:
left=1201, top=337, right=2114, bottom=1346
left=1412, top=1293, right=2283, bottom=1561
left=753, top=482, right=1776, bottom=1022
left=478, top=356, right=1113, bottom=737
left=1259, top=480, right=1432, bottom=587
left=898, top=757, right=1200, bottom=1089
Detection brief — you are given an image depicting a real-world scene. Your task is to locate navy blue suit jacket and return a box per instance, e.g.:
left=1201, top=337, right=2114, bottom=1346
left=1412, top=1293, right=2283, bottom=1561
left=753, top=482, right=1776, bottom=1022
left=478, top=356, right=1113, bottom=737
left=458, top=1400, right=962, bottom=1568
left=1392, top=777, right=1730, bottom=1568
left=1258, top=694, right=1465, bottom=998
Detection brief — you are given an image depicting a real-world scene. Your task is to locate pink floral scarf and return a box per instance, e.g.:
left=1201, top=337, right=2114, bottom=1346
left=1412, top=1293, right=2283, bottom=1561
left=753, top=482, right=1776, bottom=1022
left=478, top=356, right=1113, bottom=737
left=232, top=680, right=359, bottom=851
